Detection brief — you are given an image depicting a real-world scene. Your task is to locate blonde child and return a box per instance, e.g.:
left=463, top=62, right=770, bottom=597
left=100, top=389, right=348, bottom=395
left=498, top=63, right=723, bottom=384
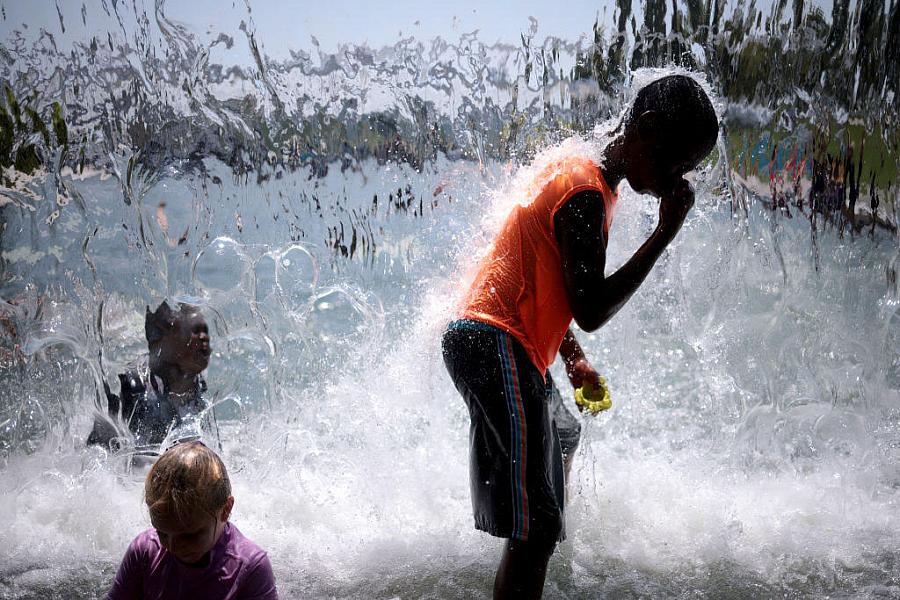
left=107, top=441, right=278, bottom=599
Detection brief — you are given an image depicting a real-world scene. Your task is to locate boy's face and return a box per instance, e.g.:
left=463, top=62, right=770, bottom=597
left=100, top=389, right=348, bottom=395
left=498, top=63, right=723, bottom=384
left=158, top=311, right=211, bottom=374
left=151, top=496, right=233, bottom=565
left=625, top=112, right=714, bottom=199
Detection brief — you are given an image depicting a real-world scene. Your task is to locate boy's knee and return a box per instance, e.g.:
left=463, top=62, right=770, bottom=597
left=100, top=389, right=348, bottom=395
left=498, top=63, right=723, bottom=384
left=507, top=536, right=557, bottom=559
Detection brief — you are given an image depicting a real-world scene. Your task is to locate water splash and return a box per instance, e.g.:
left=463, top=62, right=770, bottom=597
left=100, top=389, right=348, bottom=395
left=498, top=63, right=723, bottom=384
left=0, top=0, right=898, bottom=597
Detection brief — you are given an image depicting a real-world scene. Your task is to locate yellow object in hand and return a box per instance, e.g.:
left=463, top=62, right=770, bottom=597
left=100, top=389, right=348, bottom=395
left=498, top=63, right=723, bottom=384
left=575, top=377, right=612, bottom=415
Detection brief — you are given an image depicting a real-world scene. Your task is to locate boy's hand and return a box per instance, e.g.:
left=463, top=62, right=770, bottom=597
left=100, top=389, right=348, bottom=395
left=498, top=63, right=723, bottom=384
left=565, top=357, right=601, bottom=390
left=658, top=178, right=695, bottom=231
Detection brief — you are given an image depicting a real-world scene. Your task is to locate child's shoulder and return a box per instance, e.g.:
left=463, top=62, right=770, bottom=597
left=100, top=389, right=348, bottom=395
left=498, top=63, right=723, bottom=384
left=565, top=156, right=603, bottom=187
left=120, top=527, right=163, bottom=567
left=225, top=523, right=269, bottom=563
left=117, top=363, right=148, bottom=393
left=224, top=524, right=278, bottom=597
left=562, top=154, right=598, bottom=171
left=129, top=527, right=162, bottom=550
left=534, top=155, right=607, bottom=204
left=224, top=523, right=277, bottom=592
left=532, top=155, right=602, bottom=192
left=537, top=154, right=597, bottom=179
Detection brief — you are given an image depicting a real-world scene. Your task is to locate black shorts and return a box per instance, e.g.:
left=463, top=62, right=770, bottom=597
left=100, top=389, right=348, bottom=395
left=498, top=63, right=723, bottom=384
left=442, top=319, right=573, bottom=542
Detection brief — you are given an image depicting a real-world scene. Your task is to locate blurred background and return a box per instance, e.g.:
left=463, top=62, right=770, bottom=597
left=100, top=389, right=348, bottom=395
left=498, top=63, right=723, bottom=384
left=0, top=0, right=898, bottom=597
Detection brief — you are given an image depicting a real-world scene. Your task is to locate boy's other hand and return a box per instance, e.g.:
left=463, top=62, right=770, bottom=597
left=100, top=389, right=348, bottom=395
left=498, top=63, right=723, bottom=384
left=565, top=357, right=601, bottom=390
left=659, top=178, right=695, bottom=230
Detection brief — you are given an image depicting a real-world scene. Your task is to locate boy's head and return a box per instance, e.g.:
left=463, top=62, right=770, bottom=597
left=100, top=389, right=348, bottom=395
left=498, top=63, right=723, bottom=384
left=621, top=74, right=719, bottom=198
left=145, top=441, right=234, bottom=564
left=145, top=301, right=211, bottom=374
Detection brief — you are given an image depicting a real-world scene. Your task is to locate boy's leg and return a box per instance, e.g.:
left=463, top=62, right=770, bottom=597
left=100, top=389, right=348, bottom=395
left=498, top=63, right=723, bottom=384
left=443, top=322, right=567, bottom=599
left=494, top=537, right=557, bottom=600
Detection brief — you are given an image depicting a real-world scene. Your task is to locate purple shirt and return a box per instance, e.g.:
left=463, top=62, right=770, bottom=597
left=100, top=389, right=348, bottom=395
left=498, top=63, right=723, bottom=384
left=107, top=523, right=278, bottom=600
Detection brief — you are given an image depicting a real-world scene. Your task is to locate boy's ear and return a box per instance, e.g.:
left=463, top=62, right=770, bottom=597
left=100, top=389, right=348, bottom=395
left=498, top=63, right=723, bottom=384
left=221, top=496, right=235, bottom=522
left=635, top=110, right=661, bottom=145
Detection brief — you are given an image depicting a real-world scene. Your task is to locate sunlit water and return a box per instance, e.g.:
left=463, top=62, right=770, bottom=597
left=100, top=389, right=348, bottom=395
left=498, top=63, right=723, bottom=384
left=1, top=0, right=899, bottom=598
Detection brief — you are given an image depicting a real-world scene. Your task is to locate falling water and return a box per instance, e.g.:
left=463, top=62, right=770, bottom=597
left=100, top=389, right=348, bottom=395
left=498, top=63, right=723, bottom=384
left=0, top=0, right=898, bottom=597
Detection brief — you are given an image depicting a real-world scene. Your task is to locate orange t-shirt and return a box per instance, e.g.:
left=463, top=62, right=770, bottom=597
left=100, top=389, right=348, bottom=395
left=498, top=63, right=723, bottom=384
left=460, top=156, right=618, bottom=374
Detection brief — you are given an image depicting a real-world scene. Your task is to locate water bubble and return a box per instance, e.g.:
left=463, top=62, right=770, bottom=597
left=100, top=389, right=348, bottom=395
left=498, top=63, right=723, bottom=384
left=307, top=286, right=381, bottom=344
left=192, top=237, right=252, bottom=295
left=208, top=328, right=277, bottom=413
left=254, top=253, right=278, bottom=303
left=275, top=244, right=318, bottom=311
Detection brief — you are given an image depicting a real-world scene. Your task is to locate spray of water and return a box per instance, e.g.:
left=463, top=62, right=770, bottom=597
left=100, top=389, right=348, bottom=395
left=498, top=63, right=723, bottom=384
left=1, top=0, right=898, bottom=598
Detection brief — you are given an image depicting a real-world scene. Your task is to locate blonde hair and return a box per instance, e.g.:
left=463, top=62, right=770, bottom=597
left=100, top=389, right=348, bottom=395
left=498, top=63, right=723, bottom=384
left=145, top=442, right=231, bottom=523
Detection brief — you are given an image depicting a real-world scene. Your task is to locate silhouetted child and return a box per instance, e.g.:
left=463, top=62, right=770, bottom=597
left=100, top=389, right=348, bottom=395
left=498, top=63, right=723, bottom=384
left=88, top=301, right=218, bottom=455
left=107, top=441, right=278, bottom=599
left=442, top=73, right=719, bottom=599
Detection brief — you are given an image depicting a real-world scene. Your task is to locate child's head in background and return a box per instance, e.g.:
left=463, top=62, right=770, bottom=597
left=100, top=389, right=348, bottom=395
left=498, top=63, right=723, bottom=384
left=145, top=301, right=212, bottom=376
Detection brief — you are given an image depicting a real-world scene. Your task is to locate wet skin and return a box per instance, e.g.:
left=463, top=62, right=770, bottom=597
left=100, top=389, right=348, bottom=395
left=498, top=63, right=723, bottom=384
left=159, top=311, right=212, bottom=376
left=623, top=110, right=715, bottom=200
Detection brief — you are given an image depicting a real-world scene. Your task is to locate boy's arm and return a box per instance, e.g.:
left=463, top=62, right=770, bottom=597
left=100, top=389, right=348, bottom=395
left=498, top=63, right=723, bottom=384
left=558, top=328, right=600, bottom=389
left=554, top=180, right=693, bottom=332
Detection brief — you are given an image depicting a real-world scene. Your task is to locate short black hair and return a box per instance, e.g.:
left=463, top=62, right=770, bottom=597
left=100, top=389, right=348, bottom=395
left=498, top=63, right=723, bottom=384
left=628, top=74, right=719, bottom=156
left=145, top=301, right=199, bottom=345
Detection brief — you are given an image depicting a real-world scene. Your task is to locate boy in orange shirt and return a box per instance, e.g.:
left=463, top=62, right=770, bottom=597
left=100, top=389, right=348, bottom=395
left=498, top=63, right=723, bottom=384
left=442, top=74, right=719, bottom=599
